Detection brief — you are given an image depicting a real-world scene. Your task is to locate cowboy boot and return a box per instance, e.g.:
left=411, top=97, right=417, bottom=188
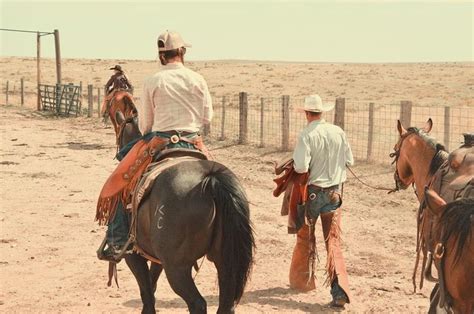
left=321, top=209, right=351, bottom=306
left=289, top=224, right=316, bottom=292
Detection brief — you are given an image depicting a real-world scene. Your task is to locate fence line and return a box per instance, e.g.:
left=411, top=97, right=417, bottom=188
left=2, top=79, right=473, bottom=163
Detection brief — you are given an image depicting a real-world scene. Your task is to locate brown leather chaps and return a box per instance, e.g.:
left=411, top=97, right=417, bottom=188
left=289, top=209, right=350, bottom=301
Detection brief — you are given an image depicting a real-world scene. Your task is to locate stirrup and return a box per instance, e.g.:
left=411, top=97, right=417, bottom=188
left=97, top=235, right=135, bottom=263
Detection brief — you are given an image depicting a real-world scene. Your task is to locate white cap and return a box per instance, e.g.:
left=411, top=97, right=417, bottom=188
left=299, top=94, right=334, bottom=113
left=157, top=31, right=191, bottom=52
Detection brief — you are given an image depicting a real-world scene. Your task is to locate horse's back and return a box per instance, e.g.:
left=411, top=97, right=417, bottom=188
left=137, top=159, right=220, bottom=265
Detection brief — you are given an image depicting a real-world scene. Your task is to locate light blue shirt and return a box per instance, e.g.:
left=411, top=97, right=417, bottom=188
left=293, top=119, right=354, bottom=187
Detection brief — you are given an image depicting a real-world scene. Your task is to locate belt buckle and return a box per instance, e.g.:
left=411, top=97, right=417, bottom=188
left=170, top=134, right=180, bottom=144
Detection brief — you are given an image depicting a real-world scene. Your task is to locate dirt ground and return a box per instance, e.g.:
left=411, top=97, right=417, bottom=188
left=0, top=104, right=436, bottom=313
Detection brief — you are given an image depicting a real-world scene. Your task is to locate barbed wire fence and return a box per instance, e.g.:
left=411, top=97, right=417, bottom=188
left=2, top=79, right=472, bottom=163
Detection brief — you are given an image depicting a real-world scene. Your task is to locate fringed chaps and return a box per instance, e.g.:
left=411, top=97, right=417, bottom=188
left=289, top=224, right=316, bottom=292
left=321, top=209, right=351, bottom=302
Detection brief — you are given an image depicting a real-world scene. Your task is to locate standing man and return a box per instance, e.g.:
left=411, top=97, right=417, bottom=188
left=290, top=94, right=353, bottom=307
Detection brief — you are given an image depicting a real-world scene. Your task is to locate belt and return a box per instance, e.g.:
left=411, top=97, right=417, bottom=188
left=158, top=130, right=198, bottom=137
left=309, top=184, right=340, bottom=192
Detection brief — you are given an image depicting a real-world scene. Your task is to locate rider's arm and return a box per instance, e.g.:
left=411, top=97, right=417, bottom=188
left=343, top=132, right=354, bottom=166
left=202, top=81, right=213, bottom=124
left=138, top=80, right=154, bottom=135
left=105, top=74, right=116, bottom=92
left=293, top=132, right=311, bottom=173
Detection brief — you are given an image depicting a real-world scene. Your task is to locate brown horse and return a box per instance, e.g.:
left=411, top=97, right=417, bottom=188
left=101, top=90, right=137, bottom=141
left=424, top=189, right=474, bottom=314
left=391, top=118, right=449, bottom=290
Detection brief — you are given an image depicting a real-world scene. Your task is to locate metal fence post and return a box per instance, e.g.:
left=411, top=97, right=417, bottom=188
left=259, top=97, right=265, bottom=148
left=281, top=95, right=290, bottom=151
left=367, top=102, right=375, bottom=161
left=444, top=106, right=451, bottom=151
left=87, top=84, right=93, bottom=117
left=219, top=96, right=226, bottom=141
left=334, top=97, right=345, bottom=129
left=20, top=78, right=24, bottom=106
left=400, top=100, right=412, bottom=127
left=239, top=92, right=248, bottom=144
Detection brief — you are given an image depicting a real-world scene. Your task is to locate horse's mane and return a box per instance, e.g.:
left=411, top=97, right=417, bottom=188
left=406, top=127, right=449, bottom=175
left=439, top=198, right=474, bottom=265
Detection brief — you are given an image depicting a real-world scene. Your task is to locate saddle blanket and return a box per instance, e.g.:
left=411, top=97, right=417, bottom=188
left=132, top=156, right=201, bottom=211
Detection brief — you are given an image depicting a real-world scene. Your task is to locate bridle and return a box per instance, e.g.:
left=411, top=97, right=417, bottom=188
left=389, top=131, right=414, bottom=193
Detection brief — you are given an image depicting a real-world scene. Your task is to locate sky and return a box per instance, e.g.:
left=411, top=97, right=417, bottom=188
left=0, top=1, right=472, bottom=62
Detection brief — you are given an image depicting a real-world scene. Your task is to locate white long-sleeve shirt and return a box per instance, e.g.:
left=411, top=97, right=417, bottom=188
left=138, top=62, right=213, bottom=134
left=293, top=119, right=354, bottom=187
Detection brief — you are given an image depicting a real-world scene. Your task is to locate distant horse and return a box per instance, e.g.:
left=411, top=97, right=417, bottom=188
left=424, top=189, right=474, bottom=314
left=113, top=112, right=255, bottom=314
left=391, top=118, right=449, bottom=290
left=101, top=90, right=137, bottom=142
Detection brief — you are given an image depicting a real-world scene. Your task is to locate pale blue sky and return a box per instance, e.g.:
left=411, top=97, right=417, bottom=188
left=1, top=1, right=472, bottom=62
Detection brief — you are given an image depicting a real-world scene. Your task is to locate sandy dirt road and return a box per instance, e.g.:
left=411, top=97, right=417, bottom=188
left=0, top=105, right=435, bottom=313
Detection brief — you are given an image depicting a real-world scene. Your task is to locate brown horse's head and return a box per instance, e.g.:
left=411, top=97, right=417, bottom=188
left=391, top=118, right=434, bottom=193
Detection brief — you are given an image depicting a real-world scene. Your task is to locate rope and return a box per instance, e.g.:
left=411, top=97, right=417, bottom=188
left=346, top=166, right=396, bottom=192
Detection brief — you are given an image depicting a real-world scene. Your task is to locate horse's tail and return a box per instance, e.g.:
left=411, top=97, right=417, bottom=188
left=202, top=163, right=255, bottom=305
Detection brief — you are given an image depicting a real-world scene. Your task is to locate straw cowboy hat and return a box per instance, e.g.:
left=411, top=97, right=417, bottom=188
left=299, top=94, right=334, bottom=113
left=157, top=31, right=192, bottom=52
left=109, top=65, right=123, bottom=72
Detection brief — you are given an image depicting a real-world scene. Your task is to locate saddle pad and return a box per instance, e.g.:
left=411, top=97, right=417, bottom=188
left=132, top=156, right=199, bottom=211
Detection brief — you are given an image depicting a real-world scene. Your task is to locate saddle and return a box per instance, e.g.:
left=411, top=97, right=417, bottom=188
left=431, top=137, right=474, bottom=201
left=96, top=135, right=207, bottom=226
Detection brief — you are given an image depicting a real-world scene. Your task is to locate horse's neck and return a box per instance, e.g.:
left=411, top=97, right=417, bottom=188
left=406, top=137, right=436, bottom=202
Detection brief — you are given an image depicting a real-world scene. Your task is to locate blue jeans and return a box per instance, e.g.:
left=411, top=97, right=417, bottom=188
left=305, top=185, right=342, bottom=220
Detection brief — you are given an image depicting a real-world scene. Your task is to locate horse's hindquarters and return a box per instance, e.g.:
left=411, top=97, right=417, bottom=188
left=135, top=160, right=217, bottom=266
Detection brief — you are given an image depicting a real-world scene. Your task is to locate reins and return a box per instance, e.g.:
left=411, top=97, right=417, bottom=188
left=346, top=166, right=397, bottom=193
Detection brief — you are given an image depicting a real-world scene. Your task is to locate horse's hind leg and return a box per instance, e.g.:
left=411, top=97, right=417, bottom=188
left=150, top=262, right=163, bottom=293
left=214, top=259, right=235, bottom=314
left=164, top=264, right=206, bottom=314
left=125, top=253, right=155, bottom=314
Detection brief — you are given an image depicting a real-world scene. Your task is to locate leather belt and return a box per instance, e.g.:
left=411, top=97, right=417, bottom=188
left=159, top=130, right=198, bottom=137
left=309, top=184, right=340, bottom=192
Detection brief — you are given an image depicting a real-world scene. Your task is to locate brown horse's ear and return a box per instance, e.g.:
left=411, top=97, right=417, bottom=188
left=422, top=118, right=433, bottom=133
left=424, top=187, right=446, bottom=216
left=115, top=110, right=126, bottom=125
left=397, top=120, right=407, bottom=136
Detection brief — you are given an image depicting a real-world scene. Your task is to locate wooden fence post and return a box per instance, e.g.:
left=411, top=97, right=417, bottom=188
left=367, top=102, right=375, bottom=161
left=239, top=92, right=248, bottom=144
left=400, top=100, right=412, bottom=127
left=281, top=95, right=290, bottom=151
left=87, top=84, right=93, bottom=117
left=5, top=81, right=9, bottom=105
left=97, top=88, right=101, bottom=118
left=259, top=97, right=265, bottom=148
left=444, top=106, right=451, bottom=151
left=219, top=96, right=226, bottom=141
left=20, top=78, right=24, bottom=106
left=334, top=97, right=345, bottom=129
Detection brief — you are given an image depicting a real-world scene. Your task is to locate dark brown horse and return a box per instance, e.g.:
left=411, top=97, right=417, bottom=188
left=113, top=112, right=255, bottom=314
left=425, top=189, right=474, bottom=314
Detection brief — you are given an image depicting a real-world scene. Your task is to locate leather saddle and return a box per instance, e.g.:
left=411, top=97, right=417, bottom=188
left=432, top=140, right=474, bottom=201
